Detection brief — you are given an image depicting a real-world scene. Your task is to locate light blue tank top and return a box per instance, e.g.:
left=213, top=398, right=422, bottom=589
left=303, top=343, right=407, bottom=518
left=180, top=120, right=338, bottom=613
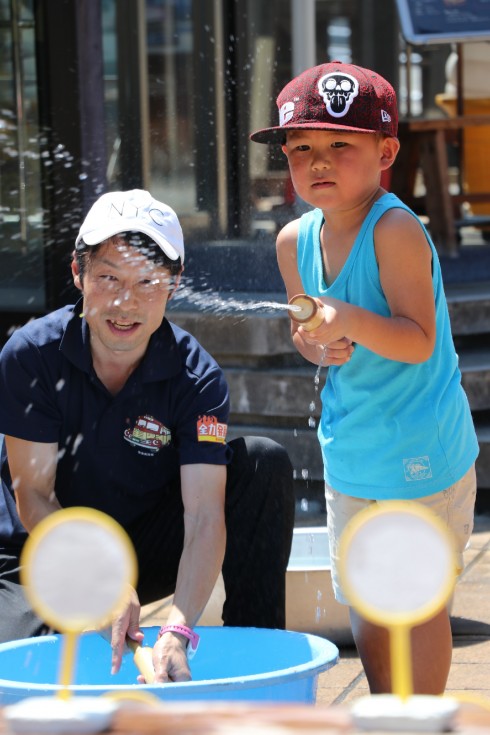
left=297, top=193, right=479, bottom=499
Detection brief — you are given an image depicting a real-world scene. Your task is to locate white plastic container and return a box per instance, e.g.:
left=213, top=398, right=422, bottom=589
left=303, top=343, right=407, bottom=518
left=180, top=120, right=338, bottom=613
left=286, top=526, right=353, bottom=645
left=199, top=526, right=353, bottom=645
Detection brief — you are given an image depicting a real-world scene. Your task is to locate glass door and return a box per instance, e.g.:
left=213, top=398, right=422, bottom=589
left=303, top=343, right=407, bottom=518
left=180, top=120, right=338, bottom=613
left=0, top=0, right=44, bottom=312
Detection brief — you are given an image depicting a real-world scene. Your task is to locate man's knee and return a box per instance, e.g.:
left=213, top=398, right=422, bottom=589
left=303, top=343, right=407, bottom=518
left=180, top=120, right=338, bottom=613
left=228, top=435, right=293, bottom=486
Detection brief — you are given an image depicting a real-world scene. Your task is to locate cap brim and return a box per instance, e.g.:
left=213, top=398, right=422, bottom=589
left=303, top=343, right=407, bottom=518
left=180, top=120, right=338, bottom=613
left=75, top=222, right=183, bottom=262
left=250, top=121, right=379, bottom=144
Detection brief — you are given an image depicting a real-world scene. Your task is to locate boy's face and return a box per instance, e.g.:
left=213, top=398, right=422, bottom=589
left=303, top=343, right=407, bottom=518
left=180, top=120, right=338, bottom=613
left=281, top=129, right=399, bottom=211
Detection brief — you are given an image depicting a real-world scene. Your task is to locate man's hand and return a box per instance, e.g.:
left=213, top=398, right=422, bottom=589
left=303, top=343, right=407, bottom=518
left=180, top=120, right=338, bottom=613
left=147, top=630, right=191, bottom=683
left=107, top=585, right=143, bottom=675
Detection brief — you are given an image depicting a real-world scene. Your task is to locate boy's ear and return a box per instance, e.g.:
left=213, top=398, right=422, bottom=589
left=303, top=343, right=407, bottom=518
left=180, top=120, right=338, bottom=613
left=380, top=137, right=400, bottom=170
left=281, top=144, right=289, bottom=156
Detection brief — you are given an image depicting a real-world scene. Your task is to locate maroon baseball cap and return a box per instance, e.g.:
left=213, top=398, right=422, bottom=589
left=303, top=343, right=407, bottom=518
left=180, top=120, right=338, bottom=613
left=250, top=61, right=398, bottom=144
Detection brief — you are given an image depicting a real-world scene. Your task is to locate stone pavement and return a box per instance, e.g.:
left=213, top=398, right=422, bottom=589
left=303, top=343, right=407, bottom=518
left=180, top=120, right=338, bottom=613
left=140, top=512, right=490, bottom=708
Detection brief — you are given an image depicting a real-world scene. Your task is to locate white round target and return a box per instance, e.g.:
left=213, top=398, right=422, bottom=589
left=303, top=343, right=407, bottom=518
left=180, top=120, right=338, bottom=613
left=21, top=507, right=137, bottom=632
left=338, top=501, right=456, bottom=627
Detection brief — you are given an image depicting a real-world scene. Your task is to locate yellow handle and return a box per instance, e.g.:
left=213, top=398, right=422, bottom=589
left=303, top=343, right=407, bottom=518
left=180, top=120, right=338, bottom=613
left=126, top=637, right=156, bottom=684
left=390, top=624, right=413, bottom=701
left=57, top=630, right=79, bottom=699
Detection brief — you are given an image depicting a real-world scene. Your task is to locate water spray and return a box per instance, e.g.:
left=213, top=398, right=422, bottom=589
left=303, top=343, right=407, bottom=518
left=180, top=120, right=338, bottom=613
left=288, top=294, right=324, bottom=331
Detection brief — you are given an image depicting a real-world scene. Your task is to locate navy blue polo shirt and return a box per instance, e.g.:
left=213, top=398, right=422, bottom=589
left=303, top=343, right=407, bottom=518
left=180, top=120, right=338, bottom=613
left=0, top=303, right=231, bottom=546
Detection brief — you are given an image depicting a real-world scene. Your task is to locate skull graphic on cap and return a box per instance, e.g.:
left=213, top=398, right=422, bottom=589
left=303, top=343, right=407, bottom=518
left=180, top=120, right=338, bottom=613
left=318, top=72, right=359, bottom=118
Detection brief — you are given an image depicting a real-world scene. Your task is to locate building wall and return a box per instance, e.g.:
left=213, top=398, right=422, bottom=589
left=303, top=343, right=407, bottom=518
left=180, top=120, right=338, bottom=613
left=0, top=0, right=457, bottom=340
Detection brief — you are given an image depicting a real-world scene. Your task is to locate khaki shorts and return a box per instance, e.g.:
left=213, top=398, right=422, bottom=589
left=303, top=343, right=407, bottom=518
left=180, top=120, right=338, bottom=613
left=326, top=464, right=477, bottom=605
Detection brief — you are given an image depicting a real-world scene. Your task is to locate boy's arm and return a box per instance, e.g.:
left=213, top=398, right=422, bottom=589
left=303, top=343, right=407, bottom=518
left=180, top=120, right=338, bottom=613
left=276, top=220, right=354, bottom=367
left=302, top=209, right=436, bottom=364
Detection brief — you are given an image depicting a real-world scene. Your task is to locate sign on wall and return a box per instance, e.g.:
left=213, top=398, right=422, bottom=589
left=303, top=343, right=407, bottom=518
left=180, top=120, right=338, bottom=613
left=396, top=0, right=490, bottom=44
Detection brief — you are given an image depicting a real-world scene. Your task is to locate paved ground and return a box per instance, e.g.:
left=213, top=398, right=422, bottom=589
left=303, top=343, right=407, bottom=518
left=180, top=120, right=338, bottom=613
left=140, top=512, right=490, bottom=708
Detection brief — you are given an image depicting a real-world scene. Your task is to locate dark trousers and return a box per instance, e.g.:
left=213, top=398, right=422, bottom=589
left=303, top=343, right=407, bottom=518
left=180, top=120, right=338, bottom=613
left=0, top=437, right=295, bottom=642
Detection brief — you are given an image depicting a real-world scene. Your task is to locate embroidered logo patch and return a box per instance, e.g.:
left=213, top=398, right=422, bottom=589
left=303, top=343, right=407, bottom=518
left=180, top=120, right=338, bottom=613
left=403, top=456, right=432, bottom=482
left=197, top=415, right=227, bottom=444
left=317, top=72, right=359, bottom=118
left=279, top=101, right=295, bottom=125
left=124, top=415, right=171, bottom=454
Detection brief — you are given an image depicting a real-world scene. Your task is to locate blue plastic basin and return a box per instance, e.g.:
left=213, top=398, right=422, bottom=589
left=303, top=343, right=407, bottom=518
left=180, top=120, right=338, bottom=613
left=0, top=626, right=338, bottom=704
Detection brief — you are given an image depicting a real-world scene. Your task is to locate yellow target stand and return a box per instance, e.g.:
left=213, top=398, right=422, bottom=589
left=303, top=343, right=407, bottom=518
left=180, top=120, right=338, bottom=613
left=338, top=501, right=460, bottom=732
left=5, top=507, right=139, bottom=733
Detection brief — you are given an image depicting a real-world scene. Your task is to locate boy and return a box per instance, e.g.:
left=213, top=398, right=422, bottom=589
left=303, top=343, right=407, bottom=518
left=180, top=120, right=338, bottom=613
left=251, top=61, right=479, bottom=694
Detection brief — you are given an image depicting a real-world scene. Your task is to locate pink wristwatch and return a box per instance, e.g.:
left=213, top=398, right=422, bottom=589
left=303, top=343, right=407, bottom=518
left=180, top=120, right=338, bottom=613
left=158, top=624, right=200, bottom=659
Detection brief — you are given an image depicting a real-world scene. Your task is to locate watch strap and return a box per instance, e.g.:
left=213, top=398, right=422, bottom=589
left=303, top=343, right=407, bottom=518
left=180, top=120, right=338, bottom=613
left=158, top=624, right=200, bottom=659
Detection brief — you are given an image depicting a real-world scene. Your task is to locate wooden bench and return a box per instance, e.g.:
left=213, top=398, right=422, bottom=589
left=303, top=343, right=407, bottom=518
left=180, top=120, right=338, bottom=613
left=391, top=115, right=490, bottom=255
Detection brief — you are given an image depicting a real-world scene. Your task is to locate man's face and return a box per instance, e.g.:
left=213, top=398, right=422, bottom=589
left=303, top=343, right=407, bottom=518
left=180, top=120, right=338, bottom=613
left=72, top=237, right=180, bottom=362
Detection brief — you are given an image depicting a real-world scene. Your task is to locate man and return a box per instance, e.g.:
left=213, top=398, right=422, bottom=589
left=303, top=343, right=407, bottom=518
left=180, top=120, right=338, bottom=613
left=0, top=189, right=295, bottom=683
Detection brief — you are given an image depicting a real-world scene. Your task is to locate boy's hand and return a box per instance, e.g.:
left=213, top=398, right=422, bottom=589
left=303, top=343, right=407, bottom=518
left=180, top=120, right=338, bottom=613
left=289, top=294, right=355, bottom=367
left=294, top=332, right=354, bottom=366
left=294, top=295, right=354, bottom=365
left=320, top=337, right=355, bottom=366
left=299, top=298, right=352, bottom=346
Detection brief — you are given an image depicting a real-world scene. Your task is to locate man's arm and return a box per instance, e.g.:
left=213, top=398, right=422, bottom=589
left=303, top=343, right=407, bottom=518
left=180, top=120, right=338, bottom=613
left=154, top=462, right=226, bottom=682
left=169, top=463, right=226, bottom=624
left=5, top=436, right=61, bottom=530
left=110, top=462, right=226, bottom=683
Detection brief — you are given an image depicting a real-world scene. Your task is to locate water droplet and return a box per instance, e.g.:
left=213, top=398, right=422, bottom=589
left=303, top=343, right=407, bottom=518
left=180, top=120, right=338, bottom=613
left=71, top=434, right=84, bottom=455
left=301, top=469, right=309, bottom=480
left=300, top=497, right=309, bottom=511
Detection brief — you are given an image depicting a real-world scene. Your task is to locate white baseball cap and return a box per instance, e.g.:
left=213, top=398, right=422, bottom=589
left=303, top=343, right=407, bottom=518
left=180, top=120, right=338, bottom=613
left=75, top=189, right=184, bottom=262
